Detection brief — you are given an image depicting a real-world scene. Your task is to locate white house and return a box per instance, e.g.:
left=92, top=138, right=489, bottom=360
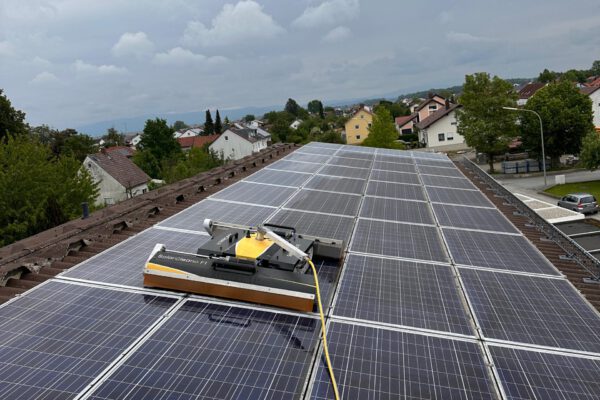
left=415, top=103, right=467, bottom=151
left=290, top=119, right=302, bottom=130
left=209, top=128, right=269, bottom=160
left=517, top=82, right=545, bottom=106
left=83, top=150, right=150, bottom=206
left=127, top=133, right=142, bottom=148
left=581, top=86, right=600, bottom=130
left=174, top=127, right=203, bottom=139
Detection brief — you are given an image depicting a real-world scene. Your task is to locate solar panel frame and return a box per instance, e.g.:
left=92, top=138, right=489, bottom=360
left=415, top=158, right=456, bottom=168
left=372, top=160, right=417, bottom=173
left=365, top=180, right=427, bottom=201
left=370, top=169, right=420, bottom=184
left=418, top=165, right=466, bottom=178
left=433, top=203, right=520, bottom=233
left=209, top=181, right=297, bottom=207
left=304, top=175, right=367, bottom=195
left=421, top=174, right=477, bottom=190
left=319, top=165, right=371, bottom=179
left=427, top=186, right=494, bottom=208
left=336, top=150, right=374, bottom=160
left=333, top=254, right=474, bottom=335
left=266, top=159, right=323, bottom=173
left=267, top=209, right=355, bottom=242
left=360, top=196, right=435, bottom=225
left=327, top=156, right=372, bottom=169
left=375, top=154, right=415, bottom=164
left=285, top=152, right=331, bottom=164
left=283, top=189, right=362, bottom=216
left=295, top=146, right=337, bottom=156
left=243, top=169, right=313, bottom=187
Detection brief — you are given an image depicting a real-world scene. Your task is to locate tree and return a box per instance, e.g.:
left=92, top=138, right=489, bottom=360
left=0, top=135, right=97, bottom=246
left=562, top=69, right=587, bottom=84
left=63, top=133, right=97, bottom=162
left=521, top=81, right=594, bottom=168
left=591, top=60, right=600, bottom=76
left=204, top=110, right=214, bottom=135
left=307, top=100, right=323, bottom=115
left=538, top=69, right=558, bottom=83
left=136, top=118, right=181, bottom=178
left=285, top=98, right=301, bottom=116
left=456, top=72, right=518, bottom=173
left=224, top=116, right=230, bottom=125
left=363, top=108, right=403, bottom=149
left=0, top=89, right=27, bottom=140
left=172, top=120, right=189, bottom=131
left=244, top=114, right=255, bottom=122
left=103, top=127, right=125, bottom=147
left=374, top=101, right=410, bottom=119
left=215, top=109, right=222, bottom=134
left=580, top=131, right=600, bottom=170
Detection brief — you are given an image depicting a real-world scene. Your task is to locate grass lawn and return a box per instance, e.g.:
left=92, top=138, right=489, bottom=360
left=544, top=180, right=600, bottom=200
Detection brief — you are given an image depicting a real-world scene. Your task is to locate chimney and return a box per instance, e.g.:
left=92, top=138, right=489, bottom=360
left=445, top=99, right=450, bottom=110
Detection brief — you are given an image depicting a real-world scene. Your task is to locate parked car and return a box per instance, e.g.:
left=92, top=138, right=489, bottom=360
left=557, top=193, right=599, bottom=214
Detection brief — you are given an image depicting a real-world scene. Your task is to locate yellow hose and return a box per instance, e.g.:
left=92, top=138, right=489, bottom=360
left=307, top=258, right=341, bottom=400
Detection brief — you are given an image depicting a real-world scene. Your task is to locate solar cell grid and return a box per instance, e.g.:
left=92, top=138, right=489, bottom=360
left=421, top=174, right=477, bottom=190
left=372, top=160, right=417, bottom=173
left=88, top=301, right=320, bottom=400
left=376, top=148, right=413, bottom=157
left=333, top=254, right=473, bottom=335
left=444, top=228, right=560, bottom=275
left=461, top=269, right=600, bottom=353
left=284, top=189, right=361, bottom=216
left=375, top=154, right=415, bottom=164
left=159, top=199, right=275, bottom=232
left=243, top=168, right=312, bottom=187
left=304, top=175, right=366, bottom=194
left=0, top=281, right=176, bottom=400
left=427, top=186, right=493, bottom=208
left=64, top=228, right=210, bottom=287
left=266, top=159, right=323, bottom=173
left=310, top=322, right=496, bottom=399
left=490, top=346, right=600, bottom=400
left=351, top=219, right=448, bottom=262
left=415, top=158, right=455, bottom=168
left=433, top=203, right=519, bottom=233
left=360, top=196, right=435, bottom=225
left=411, top=151, right=450, bottom=160
left=319, top=165, right=370, bottom=179
left=365, top=180, right=426, bottom=201
left=285, top=152, right=330, bottom=164
left=336, top=150, right=374, bottom=160
left=268, top=209, right=355, bottom=242
left=419, top=165, right=465, bottom=178
left=210, top=181, right=297, bottom=207
left=327, top=156, right=372, bottom=169
left=296, top=146, right=336, bottom=156
left=370, top=169, right=420, bottom=184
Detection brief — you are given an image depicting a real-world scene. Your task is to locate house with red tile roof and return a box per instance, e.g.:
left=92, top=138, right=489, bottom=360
left=415, top=103, right=467, bottom=150
left=517, top=82, right=546, bottom=106
left=395, top=114, right=418, bottom=135
left=177, top=134, right=220, bottom=151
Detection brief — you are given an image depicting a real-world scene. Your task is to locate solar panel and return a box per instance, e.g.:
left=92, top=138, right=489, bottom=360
left=427, top=186, right=493, bottom=208
left=372, top=160, right=417, bottom=173
left=210, top=181, right=297, bottom=207
left=285, top=152, right=330, bottom=164
left=268, top=209, right=355, bottom=242
left=284, top=189, right=361, bottom=216
left=159, top=199, right=275, bottom=232
left=490, top=345, right=600, bottom=400
left=365, top=180, right=426, bottom=201
left=421, top=174, right=477, bottom=190
left=415, top=158, right=455, bottom=168
left=433, top=203, right=519, bottom=233
left=370, top=169, right=420, bottom=184
left=461, top=269, right=600, bottom=353
left=360, top=196, right=435, bottom=225
left=310, top=322, right=496, bottom=399
left=63, top=228, right=210, bottom=287
left=296, top=146, right=336, bottom=155
left=336, top=150, right=374, bottom=160
left=411, top=151, right=450, bottom=160
left=333, top=254, right=473, bottom=335
left=443, top=228, right=560, bottom=275
left=0, top=281, right=176, bottom=399
left=88, top=301, right=320, bottom=400
left=243, top=169, right=312, bottom=187
left=327, top=156, right=372, bottom=169
left=304, top=142, right=342, bottom=150
left=319, top=165, right=370, bottom=179
left=304, top=175, right=366, bottom=195
left=351, top=219, right=448, bottom=262
left=266, top=159, right=323, bottom=173
left=418, top=165, right=465, bottom=178
left=375, top=154, right=415, bottom=164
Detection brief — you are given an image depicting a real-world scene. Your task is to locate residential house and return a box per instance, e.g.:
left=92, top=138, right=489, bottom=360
left=580, top=86, right=600, bottom=131
left=517, top=82, right=545, bottom=106
left=395, top=114, right=418, bottom=135
left=177, top=134, right=220, bottom=151
left=174, top=127, right=203, bottom=139
left=415, top=103, right=466, bottom=150
left=83, top=149, right=150, bottom=206
left=126, top=133, right=142, bottom=148
left=209, top=127, right=269, bottom=160
left=344, top=107, right=373, bottom=145
left=104, top=146, right=135, bottom=158
left=413, top=95, right=446, bottom=122
left=585, top=76, right=600, bottom=87
left=290, top=119, right=302, bottom=130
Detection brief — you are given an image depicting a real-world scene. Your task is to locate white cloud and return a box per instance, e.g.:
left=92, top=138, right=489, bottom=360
left=73, top=59, right=128, bottom=75
left=182, top=0, right=284, bottom=47
left=111, top=32, right=155, bottom=57
left=446, top=31, right=494, bottom=44
left=153, top=47, right=228, bottom=66
left=292, top=0, right=359, bottom=29
left=30, top=71, right=59, bottom=85
left=0, top=40, right=15, bottom=57
left=322, top=26, right=351, bottom=43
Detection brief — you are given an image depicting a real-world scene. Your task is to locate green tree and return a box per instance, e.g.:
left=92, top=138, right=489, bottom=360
left=363, top=108, right=403, bottom=149
left=285, top=98, right=301, bottom=116
left=591, top=60, right=600, bottom=76
left=172, top=120, right=189, bottom=131
left=521, top=81, right=594, bottom=168
left=538, top=69, right=558, bottom=83
left=103, top=127, right=125, bottom=147
left=244, top=114, right=255, bottom=122
left=136, top=118, right=181, bottom=178
left=580, top=131, right=600, bottom=170
left=307, top=100, right=323, bottom=115
left=63, top=133, right=97, bottom=162
left=133, top=150, right=161, bottom=179
left=0, top=136, right=97, bottom=246
left=204, top=110, right=214, bottom=135
left=456, top=72, right=518, bottom=173
left=224, top=116, right=230, bottom=125
left=562, top=69, right=587, bottom=84
left=215, top=109, right=222, bottom=134
left=0, top=89, right=27, bottom=140
left=162, top=147, right=224, bottom=184
left=374, top=100, right=410, bottom=119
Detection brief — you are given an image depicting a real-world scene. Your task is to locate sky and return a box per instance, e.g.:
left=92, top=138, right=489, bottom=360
left=1, top=0, right=599, bottom=130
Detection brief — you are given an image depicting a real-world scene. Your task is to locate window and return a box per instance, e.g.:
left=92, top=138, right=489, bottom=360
left=142, top=188, right=147, bottom=194
left=451, top=121, right=457, bottom=126
left=401, top=128, right=412, bottom=135
left=447, top=132, right=454, bottom=141
left=225, top=136, right=228, bottom=140
left=355, top=125, right=359, bottom=129
left=428, top=105, right=437, bottom=110
left=368, top=123, right=372, bottom=128
left=356, top=135, right=361, bottom=139
left=438, top=133, right=445, bottom=142
left=360, top=114, right=364, bottom=119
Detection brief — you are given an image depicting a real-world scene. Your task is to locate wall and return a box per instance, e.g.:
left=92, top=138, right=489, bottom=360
left=83, top=157, right=127, bottom=205
left=419, top=110, right=466, bottom=149
left=591, top=90, right=600, bottom=128
left=210, top=131, right=254, bottom=160
left=344, top=109, right=372, bottom=145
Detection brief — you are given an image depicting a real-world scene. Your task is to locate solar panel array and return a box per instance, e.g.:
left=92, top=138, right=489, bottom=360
left=3, top=141, right=600, bottom=399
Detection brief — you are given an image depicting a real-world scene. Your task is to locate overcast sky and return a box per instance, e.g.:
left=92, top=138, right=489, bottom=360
left=1, top=0, right=599, bottom=129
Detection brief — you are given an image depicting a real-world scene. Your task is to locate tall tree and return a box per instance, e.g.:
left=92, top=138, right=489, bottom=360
left=244, top=114, right=255, bottom=122
left=538, top=69, right=558, bottom=83
left=521, top=81, right=594, bottom=167
left=580, top=131, right=600, bottom=171
left=172, top=120, right=189, bottom=131
left=215, top=109, right=222, bottom=134
left=204, top=110, right=214, bottom=135
left=307, top=100, right=323, bottom=115
left=363, top=108, right=402, bottom=149
left=136, top=118, right=181, bottom=178
left=284, top=98, right=301, bottom=116
left=456, top=72, right=518, bottom=173
left=63, top=133, right=97, bottom=162
left=591, top=60, right=600, bottom=76
left=103, top=127, right=125, bottom=147
left=0, top=89, right=27, bottom=140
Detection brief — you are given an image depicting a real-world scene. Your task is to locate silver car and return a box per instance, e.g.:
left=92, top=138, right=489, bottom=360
left=557, top=193, right=599, bottom=214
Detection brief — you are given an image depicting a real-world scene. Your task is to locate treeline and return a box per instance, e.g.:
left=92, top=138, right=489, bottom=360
left=538, top=60, right=600, bottom=84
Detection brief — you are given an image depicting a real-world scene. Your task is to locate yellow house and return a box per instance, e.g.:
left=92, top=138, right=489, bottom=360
left=345, top=108, right=373, bottom=144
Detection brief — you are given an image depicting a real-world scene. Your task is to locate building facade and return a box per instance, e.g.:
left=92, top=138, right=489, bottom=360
left=344, top=108, right=373, bottom=145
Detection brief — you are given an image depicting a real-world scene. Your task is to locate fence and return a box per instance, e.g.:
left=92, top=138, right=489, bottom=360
left=501, top=159, right=550, bottom=174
